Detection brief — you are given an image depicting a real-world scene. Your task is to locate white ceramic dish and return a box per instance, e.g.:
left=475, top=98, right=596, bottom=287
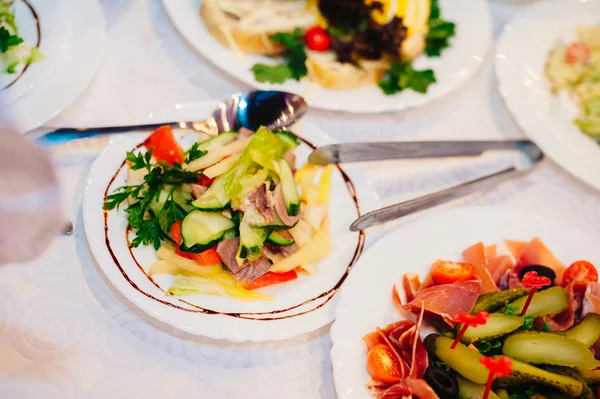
left=83, top=101, right=381, bottom=342
left=0, top=0, right=69, bottom=105
left=0, top=0, right=104, bottom=133
left=496, top=0, right=600, bottom=191
left=330, top=206, right=600, bottom=399
left=162, top=0, right=492, bottom=113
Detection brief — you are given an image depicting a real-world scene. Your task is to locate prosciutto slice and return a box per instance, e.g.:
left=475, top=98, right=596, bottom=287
left=583, top=282, right=600, bottom=317
left=402, top=273, right=421, bottom=303
left=462, top=242, right=499, bottom=294
left=545, top=282, right=586, bottom=331
left=402, top=280, right=481, bottom=328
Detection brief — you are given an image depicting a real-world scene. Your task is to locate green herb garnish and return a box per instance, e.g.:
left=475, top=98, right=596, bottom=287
left=251, top=28, right=307, bottom=84
left=425, top=0, right=456, bottom=57
left=503, top=305, right=519, bottom=316
left=378, top=62, right=436, bottom=95
left=476, top=339, right=501, bottom=355
left=104, top=155, right=200, bottom=249
left=185, top=143, right=207, bottom=163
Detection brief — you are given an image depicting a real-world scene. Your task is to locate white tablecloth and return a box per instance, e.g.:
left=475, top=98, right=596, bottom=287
left=2, top=1, right=600, bottom=398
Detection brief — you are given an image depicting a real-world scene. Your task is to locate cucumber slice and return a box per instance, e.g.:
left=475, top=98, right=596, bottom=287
left=559, top=313, right=600, bottom=347
left=149, top=185, right=174, bottom=214
left=473, top=288, right=528, bottom=314
left=505, top=286, right=568, bottom=317
left=275, top=131, right=300, bottom=150
left=424, top=334, right=583, bottom=396
left=267, top=231, right=294, bottom=246
left=278, top=159, right=300, bottom=216
left=191, top=176, right=230, bottom=212
left=180, top=210, right=235, bottom=253
left=238, top=212, right=268, bottom=261
left=460, top=313, right=524, bottom=344
left=196, top=131, right=238, bottom=152
left=503, top=331, right=600, bottom=368
left=223, top=228, right=239, bottom=240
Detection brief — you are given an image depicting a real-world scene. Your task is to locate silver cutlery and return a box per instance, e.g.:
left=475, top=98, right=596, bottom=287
left=31, top=90, right=307, bottom=147
left=308, top=140, right=544, bottom=231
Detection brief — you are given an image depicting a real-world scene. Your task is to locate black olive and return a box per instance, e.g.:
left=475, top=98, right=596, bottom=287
left=518, top=264, right=556, bottom=288
left=423, top=366, right=459, bottom=399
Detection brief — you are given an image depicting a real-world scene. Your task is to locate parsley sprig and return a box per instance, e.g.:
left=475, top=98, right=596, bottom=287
left=379, top=62, right=436, bottom=95
left=185, top=142, right=207, bottom=163
left=104, top=151, right=200, bottom=249
left=251, top=28, right=307, bottom=84
left=425, top=0, right=456, bottom=57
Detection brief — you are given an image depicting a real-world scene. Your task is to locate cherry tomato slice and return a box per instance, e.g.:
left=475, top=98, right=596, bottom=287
left=169, top=220, right=222, bottom=266
left=244, top=270, right=298, bottom=290
left=144, top=125, right=184, bottom=165
left=198, top=175, right=215, bottom=187
left=563, top=260, right=598, bottom=287
left=304, top=26, right=331, bottom=52
left=431, top=260, right=474, bottom=285
left=169, top=220, right=184, bottom=246
left=366, top=344, right=402, bottom=384
left=565, top=41, right=591, bottom=64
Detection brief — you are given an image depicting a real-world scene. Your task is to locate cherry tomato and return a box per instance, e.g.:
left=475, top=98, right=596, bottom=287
left=431, top=260, right=474, bottom=285
left=244, top=270, right=298, bottom=290
left=144, top=125, right=184, bottom=165
left=366, top=344, right=402, bottom=384
left=198, top=175, right=215, bottom=187
left=169, top=220, right=222, bottom=266
left=565, top=41, right=590, bottom=64
left=304, top=27, right=331, bottom=52
left=563, top=260, right=598, bottom=287
left=169, top=220, right=184, bottom=246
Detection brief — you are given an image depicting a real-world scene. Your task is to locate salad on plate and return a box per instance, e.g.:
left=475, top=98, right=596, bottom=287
left=103, top=125, right=335, bottom=302
left=545, top=25, right=600, bottom=140
left=0, top=0, right=43, bottom=75
left=200, top=0, right=455, bottom=95
left=362, top=237, right=600, bottom=398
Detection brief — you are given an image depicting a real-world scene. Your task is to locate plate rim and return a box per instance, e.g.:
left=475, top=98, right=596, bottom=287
left=162, top=0, right=493, bottom=113
left=495, top=0, right=600, bottom=192
left=330, top=205, right=600, bottom=399
left=82, top=104, right=383, bottom=342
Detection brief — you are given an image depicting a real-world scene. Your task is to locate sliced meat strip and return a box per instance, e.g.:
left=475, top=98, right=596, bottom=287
left=232, top=256, right=271, bottom=283
left=488, top=255, right=515, bottom=286
left=243, top=184, right=275, bottom=223
left=237, top=127, right=255, bottom=140
left=274, top=184, right=302, bottom=226
left=217, top=238, right=245, bottom=274
left=402, top=273, right=421, bottom=303
left=380, top=381, right=412, bottom=399
left=402, top=280, right=481, bottom=328
left=190, top=184, right=207, bottom=200
left=462, top=242, right=499, bottom=294
left=518, top=237, right=566, bottom=285
left=284, top=151, right=296, bottom=171
left=403, top=378, right=440, bottom=399
left=545, top=282, right=586, bottom=331
left=583, top=282, right=600, bottom=317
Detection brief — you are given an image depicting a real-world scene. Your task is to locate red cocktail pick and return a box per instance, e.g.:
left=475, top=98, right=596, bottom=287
left=480, top=356, right=512, bottom=399
left=450, top=311, right=490, bottom=349
left=520, top=271, right=551, bottom=316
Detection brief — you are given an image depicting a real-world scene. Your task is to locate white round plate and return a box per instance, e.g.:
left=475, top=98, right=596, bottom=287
left=0, top=0, right=104, bottom=133
left=0, top=0, right=69, bottom=104
left=162, top=0, right=491, bottom=113
left=83, top=101, right=381, bottom=342
left=496, top=0, right=600, bottom=191
left=330, top=206, right=600, bottom=399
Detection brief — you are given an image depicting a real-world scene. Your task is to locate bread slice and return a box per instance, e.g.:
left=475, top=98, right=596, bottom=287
left=200, top=0, right=427, bottom=89
left=200, top=0, right=316, bottom=56
left=305, top=34, right=425, bottom=90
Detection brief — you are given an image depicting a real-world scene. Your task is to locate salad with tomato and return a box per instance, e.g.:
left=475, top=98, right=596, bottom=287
left=104, top=125, right=335, bottom=301
left=363, top=238, right=600, bottom=399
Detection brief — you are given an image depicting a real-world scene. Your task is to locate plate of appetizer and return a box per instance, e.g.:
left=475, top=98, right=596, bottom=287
left=331, top=207, right=600, bottom=398
left=496, top=0, right=600, bottom=191
left=83, top=102, right=381, bottom=341
left=0, top=0, right=104, bottom=132
left=163, top=0, right=491, bottom=113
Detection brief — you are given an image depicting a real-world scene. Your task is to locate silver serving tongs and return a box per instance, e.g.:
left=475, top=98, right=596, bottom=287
left=308, top=140, right=544, bottom=231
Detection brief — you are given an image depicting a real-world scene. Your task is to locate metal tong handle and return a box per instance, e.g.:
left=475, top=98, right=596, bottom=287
left=350, top=142, right=544, bottom=231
